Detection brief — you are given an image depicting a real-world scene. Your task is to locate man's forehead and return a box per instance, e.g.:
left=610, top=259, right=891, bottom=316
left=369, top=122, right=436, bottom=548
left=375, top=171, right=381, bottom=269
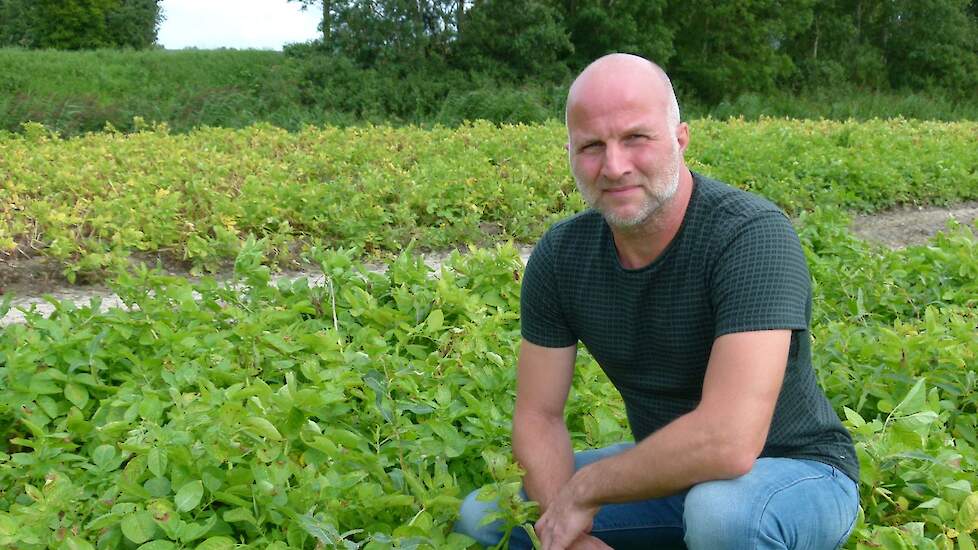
left=570, top=55, right=665, bottom=97
left=568, top=66, right=668, bottom=118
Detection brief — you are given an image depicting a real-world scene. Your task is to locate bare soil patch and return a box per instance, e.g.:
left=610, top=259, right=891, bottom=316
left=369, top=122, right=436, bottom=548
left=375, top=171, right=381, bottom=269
left=849, top=202, right=978, bottom=249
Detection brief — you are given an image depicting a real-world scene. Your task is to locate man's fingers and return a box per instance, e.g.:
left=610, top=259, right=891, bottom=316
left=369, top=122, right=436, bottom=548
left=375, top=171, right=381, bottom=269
left=567, top=534, right=613, bottom=550
left=536, top=516, right=570, bottom=550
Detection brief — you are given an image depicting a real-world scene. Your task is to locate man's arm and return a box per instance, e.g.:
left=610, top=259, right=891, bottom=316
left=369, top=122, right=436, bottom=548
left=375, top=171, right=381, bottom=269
left=512, top=339, right=577, bottom=512
left=535, top=329, right=790, bottom=548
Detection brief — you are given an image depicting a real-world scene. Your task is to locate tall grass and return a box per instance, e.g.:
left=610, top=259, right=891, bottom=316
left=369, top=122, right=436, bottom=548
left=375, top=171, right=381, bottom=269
left=0, top=48, right=322, bottom=134
left=2, top=47, right=977, bottom=137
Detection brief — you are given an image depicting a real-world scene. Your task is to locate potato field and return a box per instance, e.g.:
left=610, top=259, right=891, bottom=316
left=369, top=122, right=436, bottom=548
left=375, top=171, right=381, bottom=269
left=1, top=119, right=977, bottom=549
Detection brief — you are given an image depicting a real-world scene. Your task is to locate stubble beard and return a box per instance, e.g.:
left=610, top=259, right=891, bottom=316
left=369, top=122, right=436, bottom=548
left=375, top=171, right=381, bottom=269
left=576, top=151, right=681, bottom=231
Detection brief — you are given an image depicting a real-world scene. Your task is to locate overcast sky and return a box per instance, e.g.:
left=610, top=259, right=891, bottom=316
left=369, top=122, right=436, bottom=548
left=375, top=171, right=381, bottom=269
left=157, top=0, right=322, bottom=50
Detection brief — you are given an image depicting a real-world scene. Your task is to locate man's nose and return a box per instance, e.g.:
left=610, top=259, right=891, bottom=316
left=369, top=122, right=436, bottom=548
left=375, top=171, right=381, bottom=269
left=601, top=143, right=631, bottom=181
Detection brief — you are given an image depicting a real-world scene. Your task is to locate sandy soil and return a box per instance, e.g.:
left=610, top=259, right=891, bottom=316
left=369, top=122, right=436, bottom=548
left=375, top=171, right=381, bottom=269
left=849, top=201, right=978, bottom=249
left=2, top=203, right=977, bottom=327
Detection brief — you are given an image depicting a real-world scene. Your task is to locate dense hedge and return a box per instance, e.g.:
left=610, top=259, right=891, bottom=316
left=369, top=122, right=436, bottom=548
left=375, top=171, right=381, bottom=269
left=3, top=48, right=978, bottom=139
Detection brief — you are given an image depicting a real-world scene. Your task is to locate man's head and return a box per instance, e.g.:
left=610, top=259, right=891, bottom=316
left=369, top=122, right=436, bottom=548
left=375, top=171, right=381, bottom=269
left=565, top=54, right=689, bottom=230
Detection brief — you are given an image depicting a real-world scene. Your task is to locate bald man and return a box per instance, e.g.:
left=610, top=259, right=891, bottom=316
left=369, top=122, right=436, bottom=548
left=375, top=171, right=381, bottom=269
left=456, top=54, right=859, bottom=550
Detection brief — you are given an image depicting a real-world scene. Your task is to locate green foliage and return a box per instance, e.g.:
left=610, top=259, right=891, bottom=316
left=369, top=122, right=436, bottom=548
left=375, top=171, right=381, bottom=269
left=2, top=211, right=978, bottom=546
left=300, top=0, right=460, bottom=66
left=665, top=0, right=815, bottom=102
left=794, top=208, right=978, bottom=548
left=0, top=242, right=538, bottom=547
left=2, top=118, right=978, bottom=547
left=5, top=47, right=978, bottom=136
left=452, top=0, right=572, bottom=81
left=787, top=0, right=978, bottom=95
left=2, top=119, right=977, bottom=283
left=880, top=0, right=978, bottom=94
left=553, top=0, right=674, bottom=70
left=437, top=87, right=557, bottom=126
left=0, top=48, right=312, bottom=135
left=0, top=0, right=162, bottom=50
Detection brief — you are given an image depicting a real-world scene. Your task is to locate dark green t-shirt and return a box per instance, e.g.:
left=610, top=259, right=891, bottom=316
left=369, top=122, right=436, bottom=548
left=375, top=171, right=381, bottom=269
left=521, top=172, right=858, bottom=483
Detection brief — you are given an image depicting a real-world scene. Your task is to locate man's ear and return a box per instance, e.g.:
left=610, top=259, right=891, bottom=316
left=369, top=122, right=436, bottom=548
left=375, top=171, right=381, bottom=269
left=676, top=122, right=690, bottom=154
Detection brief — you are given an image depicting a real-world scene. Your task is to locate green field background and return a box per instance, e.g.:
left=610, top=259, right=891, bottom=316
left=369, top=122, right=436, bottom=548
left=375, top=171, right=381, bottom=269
left=2, top=117, right=978, bottom=548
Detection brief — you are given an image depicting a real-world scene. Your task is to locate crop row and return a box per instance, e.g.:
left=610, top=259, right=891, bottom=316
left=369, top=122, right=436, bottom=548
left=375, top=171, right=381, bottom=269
left=2, top=119, right=977, bottom=282
left=1, top=204, right=977, bottom=547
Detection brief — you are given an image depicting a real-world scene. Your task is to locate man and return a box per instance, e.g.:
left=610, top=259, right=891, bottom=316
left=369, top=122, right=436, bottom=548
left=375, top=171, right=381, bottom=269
left=455, top=53, right=859, bottom=549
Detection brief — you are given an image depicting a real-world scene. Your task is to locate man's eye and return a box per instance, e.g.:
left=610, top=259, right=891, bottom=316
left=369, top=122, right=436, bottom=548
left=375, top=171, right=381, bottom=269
left=628, top=134, right=649, bottom=141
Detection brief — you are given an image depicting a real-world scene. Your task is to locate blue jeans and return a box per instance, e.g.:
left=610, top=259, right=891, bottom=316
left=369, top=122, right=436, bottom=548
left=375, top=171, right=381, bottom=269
left=455, top=444, right=859, bottom=549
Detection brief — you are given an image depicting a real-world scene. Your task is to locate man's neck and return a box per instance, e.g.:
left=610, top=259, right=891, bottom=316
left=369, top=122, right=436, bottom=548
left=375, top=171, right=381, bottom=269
left=611, top=170, right=694, bottom=270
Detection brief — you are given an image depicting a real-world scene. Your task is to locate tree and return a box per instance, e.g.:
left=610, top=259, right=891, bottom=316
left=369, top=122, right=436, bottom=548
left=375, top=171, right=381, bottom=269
left=664, top=0, right=815, bottom=102
left=550, top=0, right=674, bottom=71
left=879, top=0, right=978, bottom=92
left=105, top=0, right=163, bottom=49
left=288, top=0, right=461, bottom=66
left=786, top=0, right=978, bottom=92
left=453, top=0, right=573, bottom=80
left=784, top=0, right=888, bottom=88
left=288, top=0, right=332, bottom=43
left=0, top=0, right=162, bottom=49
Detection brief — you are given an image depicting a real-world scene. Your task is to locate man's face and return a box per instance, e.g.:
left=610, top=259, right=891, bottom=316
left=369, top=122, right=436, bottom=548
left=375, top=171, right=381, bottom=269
left=566, top=80, right=684, bottom=230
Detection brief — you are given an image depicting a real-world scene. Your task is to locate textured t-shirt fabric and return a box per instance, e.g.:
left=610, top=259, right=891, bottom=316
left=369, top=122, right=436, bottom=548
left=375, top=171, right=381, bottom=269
left=520, top=172, right=859, bottom=483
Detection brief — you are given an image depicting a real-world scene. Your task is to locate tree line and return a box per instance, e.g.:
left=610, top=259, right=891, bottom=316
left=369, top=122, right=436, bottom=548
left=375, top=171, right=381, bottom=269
left=0, top=0, right=161, bottom=50
left=287, top=0, right=977, bottom=100
left=1, top=0, right=974, bottom=127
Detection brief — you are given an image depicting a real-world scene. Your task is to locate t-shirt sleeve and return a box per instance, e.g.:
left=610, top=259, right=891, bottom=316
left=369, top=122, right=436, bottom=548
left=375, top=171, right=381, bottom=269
left=711, top=212, right=811, bottom=337
left=520, top=232, right=577, bottom=348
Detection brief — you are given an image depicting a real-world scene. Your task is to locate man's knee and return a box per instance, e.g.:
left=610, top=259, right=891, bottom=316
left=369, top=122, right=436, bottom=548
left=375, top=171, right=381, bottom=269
left=682, top=479, right=757, bottom=547
left=455, top=488, right=505, bottom=547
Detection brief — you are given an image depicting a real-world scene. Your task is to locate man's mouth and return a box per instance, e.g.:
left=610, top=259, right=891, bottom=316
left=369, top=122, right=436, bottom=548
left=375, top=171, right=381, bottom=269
left=603, top=185, right=640, bottom=195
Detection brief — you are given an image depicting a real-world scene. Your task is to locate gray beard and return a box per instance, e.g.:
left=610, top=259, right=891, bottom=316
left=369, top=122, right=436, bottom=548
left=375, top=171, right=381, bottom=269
left=577, top=163, right=680, bottom=230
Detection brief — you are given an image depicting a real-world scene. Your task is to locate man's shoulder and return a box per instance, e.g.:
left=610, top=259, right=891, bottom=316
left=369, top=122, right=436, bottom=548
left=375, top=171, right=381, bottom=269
left=693, top=172, right=785, bottom=220
left=538, top=209, right=604, bottom=249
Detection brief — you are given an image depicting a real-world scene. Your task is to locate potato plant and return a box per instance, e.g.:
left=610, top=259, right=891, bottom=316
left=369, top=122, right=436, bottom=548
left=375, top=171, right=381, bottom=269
left=1, top=121, right=977, bottom=548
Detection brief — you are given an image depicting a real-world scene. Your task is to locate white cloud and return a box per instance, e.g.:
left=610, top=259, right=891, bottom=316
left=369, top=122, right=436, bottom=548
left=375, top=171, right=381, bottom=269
left=158, top=0, right=322, bottom=50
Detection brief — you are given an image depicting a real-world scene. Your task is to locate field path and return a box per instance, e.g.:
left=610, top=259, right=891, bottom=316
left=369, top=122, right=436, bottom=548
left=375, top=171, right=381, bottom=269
left=1, top=246, right=535, bottom=327
left=4, top=201, right=978, bottom=328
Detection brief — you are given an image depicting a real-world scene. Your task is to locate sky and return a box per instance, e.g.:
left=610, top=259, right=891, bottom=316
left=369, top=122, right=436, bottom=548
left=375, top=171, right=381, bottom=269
left=157, top=0, right=323, bottom=51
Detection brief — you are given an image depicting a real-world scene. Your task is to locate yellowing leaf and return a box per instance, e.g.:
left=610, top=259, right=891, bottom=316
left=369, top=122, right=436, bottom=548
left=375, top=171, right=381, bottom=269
left=958, top=492, right=978, bottom=534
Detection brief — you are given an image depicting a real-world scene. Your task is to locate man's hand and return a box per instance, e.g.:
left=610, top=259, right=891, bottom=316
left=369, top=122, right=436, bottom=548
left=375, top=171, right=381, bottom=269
left=567, top=534, right=613, bottom=550
left=534, top=481, right=601, bottom=550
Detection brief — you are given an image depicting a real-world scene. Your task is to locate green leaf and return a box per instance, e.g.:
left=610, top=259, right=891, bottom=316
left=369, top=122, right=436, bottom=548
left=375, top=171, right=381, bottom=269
left=195, top=537, right=236, bottom=550
left=148, top=447, right=168, bottom=478
left=876, top=527, right=910, bottom=550
left=958, top=492, right=978, bottom=534
left=223, top=508, right=257, bottom=524
left=842, top=406, right=865, bottom=427
left=64, top=537, right=96, bottom=550
left=92, top=444, right=118, bottom=470
left=177, top=514, right=217, bottom=543
left=137, top=541, right=176, bottom=550
left=144, top=477, right=171, bottom=498
left=64, top=383, right=89, bottom=409
left=121, top=511, right=157, bottom=544
left=245, top=417, right=282, bottom=440
left=175, top=480, right=204, bottom=512
left=893, top=378, right=927, bottom=416
left=425, top=309, right=444, bottom=332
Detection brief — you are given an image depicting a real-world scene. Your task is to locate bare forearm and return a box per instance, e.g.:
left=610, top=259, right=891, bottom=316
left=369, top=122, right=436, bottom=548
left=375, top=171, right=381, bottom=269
left=512, top=412, right=575, bottom=511
left=569, top=409, right=754, bottom=506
